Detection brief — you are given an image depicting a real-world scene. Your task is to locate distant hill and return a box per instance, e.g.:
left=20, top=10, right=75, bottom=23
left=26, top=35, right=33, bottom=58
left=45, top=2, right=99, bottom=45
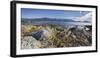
left=21, top=17, right=91, bottom=26
left=21, top=18, right=75, bottom=22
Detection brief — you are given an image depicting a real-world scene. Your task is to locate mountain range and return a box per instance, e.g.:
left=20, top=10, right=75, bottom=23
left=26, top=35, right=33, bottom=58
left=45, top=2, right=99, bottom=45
left=22, top=17, right=75, bottom=22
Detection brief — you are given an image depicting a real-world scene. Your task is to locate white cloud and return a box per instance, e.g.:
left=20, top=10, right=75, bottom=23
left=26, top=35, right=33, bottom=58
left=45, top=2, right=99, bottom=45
left=67, top=12, right=92, bottom=22
left=79, top=12, right=92, bottom=22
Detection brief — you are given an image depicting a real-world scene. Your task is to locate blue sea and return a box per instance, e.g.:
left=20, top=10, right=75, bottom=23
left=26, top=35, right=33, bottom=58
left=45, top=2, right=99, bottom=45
left=30, top=21, right=91, bottom=26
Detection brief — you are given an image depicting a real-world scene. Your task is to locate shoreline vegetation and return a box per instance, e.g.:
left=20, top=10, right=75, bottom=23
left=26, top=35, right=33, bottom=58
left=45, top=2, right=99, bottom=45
left=21, top=23, right=92, bottom=49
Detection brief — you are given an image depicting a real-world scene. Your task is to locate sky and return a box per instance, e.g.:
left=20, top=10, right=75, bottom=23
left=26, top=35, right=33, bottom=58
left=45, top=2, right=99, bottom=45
left=21, top=8, right=91, bottom=21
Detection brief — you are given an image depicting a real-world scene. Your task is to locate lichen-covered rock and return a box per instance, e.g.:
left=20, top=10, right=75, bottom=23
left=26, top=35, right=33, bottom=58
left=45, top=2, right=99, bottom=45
left=21, top=36, right=41, bottom=49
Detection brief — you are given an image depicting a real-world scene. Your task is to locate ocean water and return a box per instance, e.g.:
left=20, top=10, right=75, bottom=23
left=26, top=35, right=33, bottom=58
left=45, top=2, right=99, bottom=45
left=31, top=21, right=91, bottom=26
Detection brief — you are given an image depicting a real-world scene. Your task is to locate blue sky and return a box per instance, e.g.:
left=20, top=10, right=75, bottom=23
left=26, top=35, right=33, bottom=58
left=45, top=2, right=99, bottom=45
left=21, top=8, right=91, bottom=20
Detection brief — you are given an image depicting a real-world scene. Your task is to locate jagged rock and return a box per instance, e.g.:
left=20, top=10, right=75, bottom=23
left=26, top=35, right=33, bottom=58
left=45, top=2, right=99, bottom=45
left=28, top=30, right=44, bottom=40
